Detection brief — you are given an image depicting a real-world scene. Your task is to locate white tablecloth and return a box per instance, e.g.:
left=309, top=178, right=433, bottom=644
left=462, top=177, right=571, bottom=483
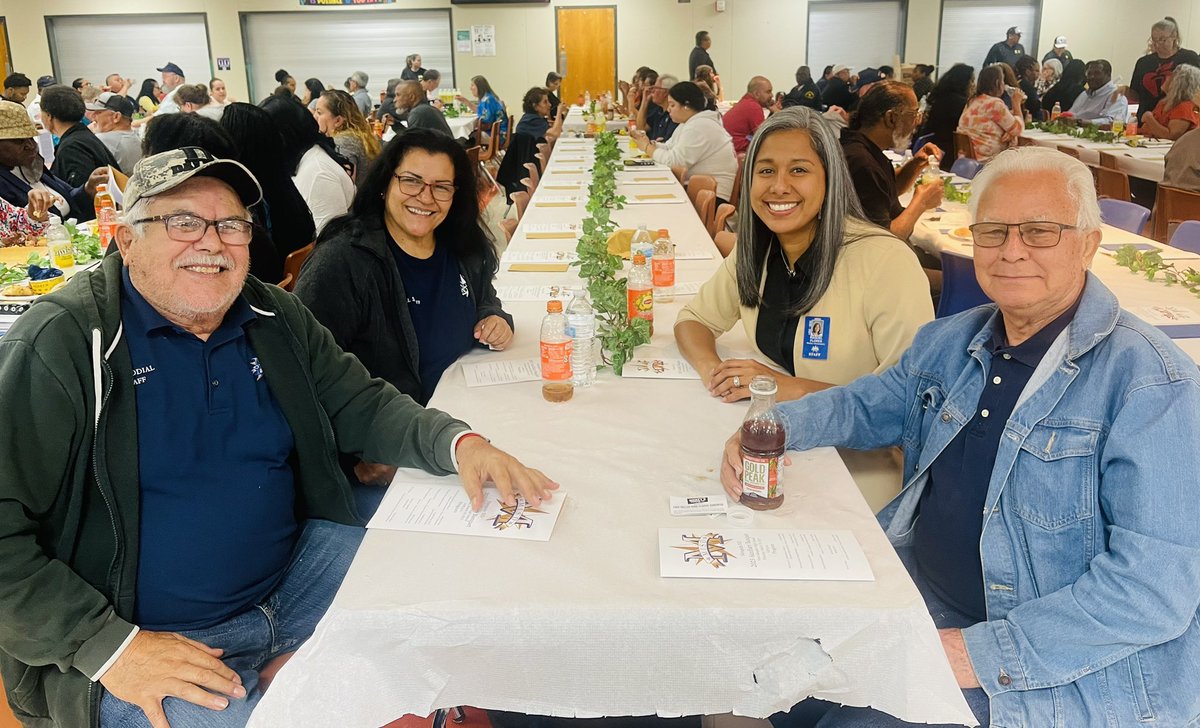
left=446, top=114, right=478, bottom=140
left=563, top=106, right=632, bottom=133
left=247, top=140, right=975, bottom=728
left=1019, top=130, right=1167, bottom=182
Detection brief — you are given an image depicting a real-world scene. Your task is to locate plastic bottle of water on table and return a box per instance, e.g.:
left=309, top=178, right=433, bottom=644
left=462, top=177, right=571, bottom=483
left=630, top=224, right=654, bottom=263
left=565, top=290, right=596, bottom=388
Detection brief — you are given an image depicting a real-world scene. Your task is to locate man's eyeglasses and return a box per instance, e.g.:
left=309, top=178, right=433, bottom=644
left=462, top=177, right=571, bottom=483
left=394, top=174, right=456, bottom=202
left=969, top=221, right=1077, bottom=248
left=133, top=213, right=255, bottom=246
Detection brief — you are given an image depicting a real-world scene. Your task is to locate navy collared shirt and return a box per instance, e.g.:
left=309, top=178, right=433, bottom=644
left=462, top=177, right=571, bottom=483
left=913, top=291, right=1083, bottom=622
left=121, top=266, right=299, bottom=631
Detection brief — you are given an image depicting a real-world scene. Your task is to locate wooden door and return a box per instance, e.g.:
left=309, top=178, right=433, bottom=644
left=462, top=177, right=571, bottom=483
left=0, top=20, right=11, bottom=76
left=555, top=6, right=616, bottom=105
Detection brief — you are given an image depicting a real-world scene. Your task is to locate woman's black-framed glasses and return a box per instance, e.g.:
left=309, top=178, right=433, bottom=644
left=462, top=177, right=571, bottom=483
left=394, top=174, right=456, bottom=202
left=132, top=213, right=255, bottom=246
left=969, top=221, right=1077, bottom=248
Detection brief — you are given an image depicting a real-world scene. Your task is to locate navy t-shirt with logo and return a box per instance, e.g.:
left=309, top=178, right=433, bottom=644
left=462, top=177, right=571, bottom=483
left=120, top=266, right=298, bottom=631
left=388, top=239, right=478, bottom=403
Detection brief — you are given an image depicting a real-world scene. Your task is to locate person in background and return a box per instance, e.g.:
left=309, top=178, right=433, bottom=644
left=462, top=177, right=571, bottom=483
left=301, top=78, right=325, bottom=111
left=676, top=106, right=932, bottom=405
left=40, top=85, right=121, bottom=184
left=636, top=74, right=680, bottom=143
left=692, top=65, right=721, bottom=109
left=689, top=30, right=717, bottom=80
left=782, top=66, right=822, bottom=110
left=1043, top=35, right=1073, bottom=65
left=1163, top=124, right=1200, bottom=191
left=514, top=87, right=566, bottom=143
left=346, top=71, right=371, bottom=117
left=263, top=95, right=353, bottom=235
left=994, top=62, right=1019, bottom=108
left=878, top=65, right=895, bottom=81
left=209, top=78, right=230, bottom=106
left=2, top=74, right=31, bottom=105
left=401, top=54, right=427, bottom=82
left=272, top=70, right=296, bottom=100
left=910, top=64, right=935, bottom=103
left=1015, top=55, right=1043, bottom=121
left=748, top=147, right=1200, bottom=728
left=1131, top=16, right=1200, bottom=124
left=89, top=92, right=142, bottom=174
left=1141, top=63, right=1200, bottom=140
left=816, top=65, right=835, bottom=96
left=545, top=72, right=563, bottom=117
left=0, top=102, right=104, bottom=221
left=851, top=68, right=884, bottom=107
left=841, top=82, right=944, bottom=247
left=724, top=76, right=777, bottom=154
left=377, top=77, right=405, bottom=129
left=103, top=73, right=133, bottom=97
left=822, top=65, right=856, bottom=112
left=71, top=78, right=92, bottom=94
left=1037, top=58, right=1062, bottom=97
left=631, top=81, right=737, bottom=203
left=1041, top=58, right=1085, bottom=116
left=397, top=81, right=454, bottom=137
left=155, top=62, right=186, bottom=115
left=982, top=26, right=1026, bottom=68
left=140, top=105, right=237, bottom=159
left=136, top=78, right=161, bottom=115
left=1066, top=59, right=1128, bottom=124
left=0, top=189, right=54, bottom=246
left=457, top=76, right=508, bottom=145
left=313, top=89, right=381, bottom=180
left=79, top=86, right=103, bottom=128
left=959, top=64, right=1024, bottom=163
left=420, top=69, right=443, bottom=103
left=26, top=75, right=56, bottom=127
left=917, top=63, right=974, bottom=171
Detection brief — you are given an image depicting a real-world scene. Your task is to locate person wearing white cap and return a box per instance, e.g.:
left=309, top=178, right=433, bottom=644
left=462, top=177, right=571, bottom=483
left=983, top=25, right=1026, bottom=68
left=822, top=64, right=855, bottom=111
left=1042, top=35, right=1074, bottom=65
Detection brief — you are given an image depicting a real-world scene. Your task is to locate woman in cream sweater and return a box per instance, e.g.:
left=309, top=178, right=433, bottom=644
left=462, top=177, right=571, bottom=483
left=675, top=106, right=933, bottom=403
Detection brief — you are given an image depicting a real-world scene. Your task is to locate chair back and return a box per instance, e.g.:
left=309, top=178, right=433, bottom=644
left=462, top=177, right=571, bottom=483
left=511, top=190, right=530, bottom=220
left=686, top=175, right=717, bottom=210
left=729, top=153, right=747, bottom=208
left=937, top=250, right=992, bottom=318
left=714, top=230, right=737, bottom=258
left=1056, top=144, right=1081, bottom=159
left=953, top=131, right=975, bottom=160
left=1152, top=186, right=1200, bottom=242
left=1168, top=220, right=1200, bottom=254
left=670, top=166, right=687, bottom=184
left=523, top=162, right=540, bottom=193
left=909, top=132, right=935, bottom=154
left=478, top=121, right=502, bottom=162
left=1098, top=198, right=1151, bottom=235
left=1097, top=151, right=1121, bottom=170
left=499, top=115, right=514, bottom=152
left=949, top=157, right=983, bottom=180
left=283, top=242, right=315, bottom=289
left=466, top=145, right=481, bottom=166
left=498, top=217, right=518, bottom=243
left=694, top=189, right=717, bottom=234
left=277, top=273, right=294, bottom=291
left=1094, top=166, right=1131, bottom=201
left=712, top=203, right=736, bottom=239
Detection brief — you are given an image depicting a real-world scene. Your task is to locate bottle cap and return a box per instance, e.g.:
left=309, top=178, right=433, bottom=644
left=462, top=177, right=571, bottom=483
left=657, top=228, right=670, bottom=238
left=749, top=375, right=778, bottom=396
left=632, top=253, right=646, bottom=265
left=547, top=300, right=563, bottom=312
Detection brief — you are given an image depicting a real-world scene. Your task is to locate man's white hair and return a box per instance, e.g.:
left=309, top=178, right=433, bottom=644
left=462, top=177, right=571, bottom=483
left=968, top=147, right=1102, bottom=232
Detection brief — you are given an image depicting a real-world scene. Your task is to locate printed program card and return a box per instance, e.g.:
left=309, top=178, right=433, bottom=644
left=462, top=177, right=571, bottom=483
left=658, top=529, right=875, bottom=581
left=495, top=285, right=581, bottom=302
left=1140, top=305, right=1200, bottom=324
left=624, top=194, right=687, bottom=205
left=502, top=250, right=579, bottom=264
left=523, top=222, right=581, bottom=240
left=621, top=358, right=702, bottom=380
left=462, top=358, right=542, bottom=387
left=369, top=477, right=566, bottom=542
left=533, top=195, right=582, bottom=207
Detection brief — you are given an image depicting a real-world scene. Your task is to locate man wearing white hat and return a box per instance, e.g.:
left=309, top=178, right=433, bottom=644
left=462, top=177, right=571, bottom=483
left=1043, top=35, right=1074, bottom=65
left=983, top=26, right=1026, bottom=68
left=822, top=64, right=855, bottom=111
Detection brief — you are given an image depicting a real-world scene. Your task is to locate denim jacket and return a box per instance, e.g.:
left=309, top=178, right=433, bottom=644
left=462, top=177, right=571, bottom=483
left=779, top=274, right=1200, bottom=727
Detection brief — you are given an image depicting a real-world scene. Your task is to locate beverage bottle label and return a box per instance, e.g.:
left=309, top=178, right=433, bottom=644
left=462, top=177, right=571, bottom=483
left=627, top=287, right=653, bottom=323
left=741, top=453, right=781, bottom=499
left=540, top=340, right=573, bottom=381
left=652, top=258, right=674, bottom=287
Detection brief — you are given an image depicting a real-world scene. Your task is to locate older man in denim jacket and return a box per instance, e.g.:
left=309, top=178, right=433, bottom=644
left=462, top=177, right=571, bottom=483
left=723, top=147, right=1200, bottom=727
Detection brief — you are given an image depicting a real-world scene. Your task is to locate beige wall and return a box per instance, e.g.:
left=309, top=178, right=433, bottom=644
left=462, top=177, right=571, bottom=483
left=3, top=0, right=1197, bottom=108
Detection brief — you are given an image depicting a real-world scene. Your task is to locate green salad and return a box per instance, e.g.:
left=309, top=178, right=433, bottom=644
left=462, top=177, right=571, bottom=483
left=66, top=222, right=103, bottom=265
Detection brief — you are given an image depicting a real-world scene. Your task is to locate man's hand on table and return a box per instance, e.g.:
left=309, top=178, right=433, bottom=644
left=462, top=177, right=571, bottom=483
left=719, top=428, right=792, bottom=502
left=99, top=631, right=245, bottom=728
left=938, top=628, right=981, bottom=689
left=455, top=435, right=559, bottom=511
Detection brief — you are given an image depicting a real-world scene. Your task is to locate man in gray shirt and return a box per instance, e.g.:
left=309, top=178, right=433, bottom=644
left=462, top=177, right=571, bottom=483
left=87, top=92, right=142, bottom=174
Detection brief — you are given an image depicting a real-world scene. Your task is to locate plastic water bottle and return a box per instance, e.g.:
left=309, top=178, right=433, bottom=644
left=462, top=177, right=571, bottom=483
left=652, top=228, right=674, bottom=303
left=540, top=300, right=573, bottom=402
left=45, top=217, right=74, bottom=269
left=565, top=290, right=596, bottom=388
left=627, top=253, right=654, bottom=336
left=630, top=224, right=654, bottom=263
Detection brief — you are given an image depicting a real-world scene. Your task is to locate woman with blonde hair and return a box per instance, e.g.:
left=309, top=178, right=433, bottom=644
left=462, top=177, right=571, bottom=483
left=313, top=89, right=381, bottom=180
left=1131, top=17, right=1200, bottom=123
left=1142, top=63, right=1200, bottom=140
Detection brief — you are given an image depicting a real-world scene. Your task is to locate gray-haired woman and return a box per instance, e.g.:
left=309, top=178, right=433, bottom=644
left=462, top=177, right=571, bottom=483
left=1142, top=63, right=1200, bottom=140
left=675, top=107, right=933, bottom=403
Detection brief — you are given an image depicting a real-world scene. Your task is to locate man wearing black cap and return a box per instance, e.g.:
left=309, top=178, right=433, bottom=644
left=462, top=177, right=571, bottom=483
left=2, top=74, right=31, bottom=105
left=27, top=75, right=56, bottom=127
left=983, top=26, right=1026, bottom=68
left=40, top=85, right=121, bottom=184
left=89, top=91, right=142, bottom=173
left=155, top=61, right=186, bottom=114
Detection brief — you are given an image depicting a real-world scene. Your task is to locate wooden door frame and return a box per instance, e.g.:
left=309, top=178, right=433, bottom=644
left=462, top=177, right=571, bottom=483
left=0, top=18, right=13, bottom=76
left=553, top=5, right=618, bottom=99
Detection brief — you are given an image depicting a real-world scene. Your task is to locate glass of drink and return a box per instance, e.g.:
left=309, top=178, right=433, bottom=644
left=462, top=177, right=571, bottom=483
left=740, top=376, right=786, bottom=511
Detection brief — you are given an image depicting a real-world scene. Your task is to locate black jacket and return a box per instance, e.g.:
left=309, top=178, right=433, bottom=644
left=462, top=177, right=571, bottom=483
left=0, top=166, right=94, bottom=221
left=782, top=81, right=822, bottom=110
left=822, top=77, right=855, bottom=111
left=688, top=46, right=716, bottom=79
left=50, top=123, right=120, bottom=188
left=294, top=216, right=512, bottom=404
left=917, top=92, right=968, bottom=171
left=1041, top=81, right=1084, bottom=115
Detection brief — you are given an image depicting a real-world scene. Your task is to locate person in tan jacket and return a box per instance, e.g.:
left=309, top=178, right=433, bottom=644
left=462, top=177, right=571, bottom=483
left=675, top=107, right=933, bottom=403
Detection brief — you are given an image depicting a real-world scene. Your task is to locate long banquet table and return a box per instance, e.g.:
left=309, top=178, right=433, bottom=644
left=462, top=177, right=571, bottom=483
left=1019, top=129, right=1168, bottom=182
left=246, top=136, right=976, bottom=728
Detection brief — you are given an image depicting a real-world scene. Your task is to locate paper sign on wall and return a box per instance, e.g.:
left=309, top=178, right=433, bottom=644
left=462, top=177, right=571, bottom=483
left=456, top=30, right=471, bottom=53
left=471, top=25, right=496, bottom=57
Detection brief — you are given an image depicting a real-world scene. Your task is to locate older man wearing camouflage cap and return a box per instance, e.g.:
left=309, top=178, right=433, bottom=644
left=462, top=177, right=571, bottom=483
left=0, top=146, right=558, bottom=728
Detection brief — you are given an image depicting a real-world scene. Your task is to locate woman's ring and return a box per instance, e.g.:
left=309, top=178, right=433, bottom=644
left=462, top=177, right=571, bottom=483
left=733, top=375, right=742, bottom=388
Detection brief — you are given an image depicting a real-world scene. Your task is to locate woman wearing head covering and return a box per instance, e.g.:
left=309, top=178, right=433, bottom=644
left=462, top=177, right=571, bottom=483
left=675, top=107, right=932, bottom=403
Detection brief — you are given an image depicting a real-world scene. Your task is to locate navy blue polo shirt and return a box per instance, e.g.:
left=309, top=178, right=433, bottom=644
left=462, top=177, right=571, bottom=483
left=388, top=238, right=477, bottom=404
left=913, top=293, right=1082, bottom=622
left=121, top=267, right=299, bottom=631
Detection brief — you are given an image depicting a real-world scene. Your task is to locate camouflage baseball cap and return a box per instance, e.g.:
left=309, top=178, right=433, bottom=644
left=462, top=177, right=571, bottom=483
left=124, top=146, right=262, bottom=210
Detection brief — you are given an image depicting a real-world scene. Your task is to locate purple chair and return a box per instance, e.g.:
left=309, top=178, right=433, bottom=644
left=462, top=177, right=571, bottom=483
left=1168, top=220, right=1200, bottom=255
left=949, top=156, right=983, bottom=180
left=1098, top=198, right=1151, bottom=235
left=937, top=250, right=992, bottom=318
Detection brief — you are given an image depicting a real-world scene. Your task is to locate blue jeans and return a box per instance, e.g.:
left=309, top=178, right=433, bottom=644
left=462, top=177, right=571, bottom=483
left=100, top=519, right=364, bottom=728
left=770, top=549, right=989, bottom=728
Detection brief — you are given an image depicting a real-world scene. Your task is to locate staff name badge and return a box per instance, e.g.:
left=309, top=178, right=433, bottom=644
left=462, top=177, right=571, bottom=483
left=802, top=316, right=830, bottom=360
